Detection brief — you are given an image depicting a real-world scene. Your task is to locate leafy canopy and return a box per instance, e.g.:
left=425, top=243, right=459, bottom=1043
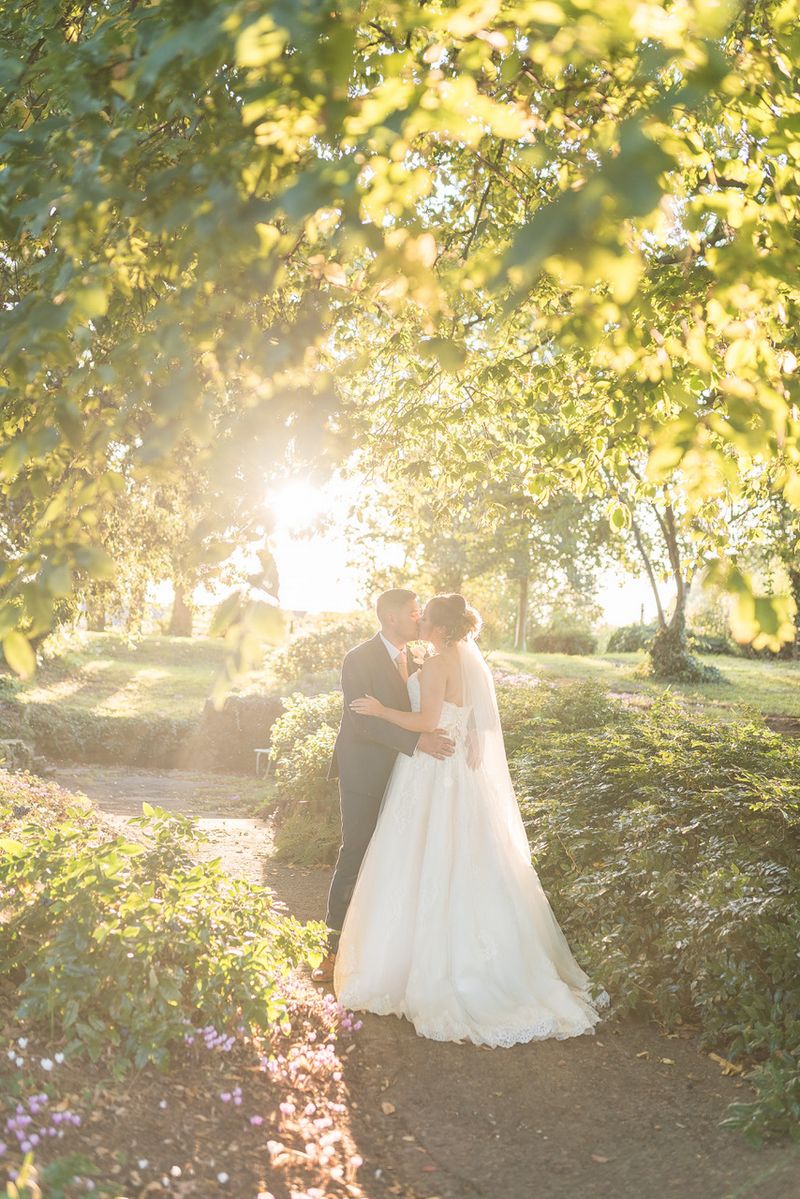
left=1, top=0, right=798, bottom=671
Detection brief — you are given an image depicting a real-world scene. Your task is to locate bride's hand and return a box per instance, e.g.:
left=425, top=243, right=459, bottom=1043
left=350, top=694, right=385, bottom=718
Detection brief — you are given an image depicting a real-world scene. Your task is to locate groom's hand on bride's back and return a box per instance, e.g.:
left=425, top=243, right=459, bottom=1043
left=417, top=730, right=455, bottom=759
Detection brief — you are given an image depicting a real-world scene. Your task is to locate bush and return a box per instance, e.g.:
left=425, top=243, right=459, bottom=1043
left=273, top=805, right=342, bottom=866
left=606, top=622, right=658, bottom=652
left=269, top=690, right=342, bottom=811
left=526, top=624, right=597, bottom=655
left=268, top=679, right=625, bottom=864
left=687, top=631, right=740, bottom=656
left=276, top=614, right=375, bottom=682
left=0, top=776, right=325, bottom=1076
left=526, top=629, right=597, bottom=654
left=267, top=690, right=343, bottom=863
left=511, top=688, right=800, bottom=1142
left=496, top=679, right=624, bottom=757
left=20, top=703, right=195, bottom=767
left=6, top=689, right=284, bottom=775
left=0, top=770, right=86, bottom=835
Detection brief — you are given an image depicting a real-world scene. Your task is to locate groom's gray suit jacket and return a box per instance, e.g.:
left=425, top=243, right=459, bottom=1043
left=328, top=634, right=421, bottom=798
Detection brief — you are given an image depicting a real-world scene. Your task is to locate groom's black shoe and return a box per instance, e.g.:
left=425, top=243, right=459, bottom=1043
left=311, top=952, right=336, bottom=985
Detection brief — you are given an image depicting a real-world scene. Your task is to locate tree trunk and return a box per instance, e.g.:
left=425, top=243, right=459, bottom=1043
left=514, top=575, right=529, bottom=652
left=85, top=596, right=107, bottom=631
left=169, top=581, right=193, bottom=637
left=648, top=584, right=697, bottom=678
left=648, top=507, right=721, bottom=682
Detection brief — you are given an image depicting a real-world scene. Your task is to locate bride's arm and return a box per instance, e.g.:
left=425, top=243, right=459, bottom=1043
left=349, top=658, right=447, bottom=732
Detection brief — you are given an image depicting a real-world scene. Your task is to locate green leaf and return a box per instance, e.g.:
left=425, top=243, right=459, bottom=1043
left=609, top=503, right=631, bottom=531
left=2, top=630, right=36, bottom=678
left=44, top=562, right=73, bottom=598
left=0, top=602, right=22, bottom=638
left=245, top=600, right=287, bottom=645
left=209, top=591, right=242, bottom=638
left=0, top=437, right=28, bottom=481
left=419, top=338, right=467, bottom=372
left=22, top=585, right=54, bottom=636
left=73, top=545, right=116, bottom=580
left=72, top=284, right=109, bottom=322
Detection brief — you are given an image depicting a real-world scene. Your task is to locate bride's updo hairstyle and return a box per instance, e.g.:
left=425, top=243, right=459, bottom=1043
left=427, top=593, right=482, bottom=645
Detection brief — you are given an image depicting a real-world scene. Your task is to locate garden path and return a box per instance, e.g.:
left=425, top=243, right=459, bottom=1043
left=53, top=764, right=800, bottom=1199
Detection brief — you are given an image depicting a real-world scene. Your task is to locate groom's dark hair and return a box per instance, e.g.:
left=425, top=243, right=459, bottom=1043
left=376, top=588, right=417, bottom=623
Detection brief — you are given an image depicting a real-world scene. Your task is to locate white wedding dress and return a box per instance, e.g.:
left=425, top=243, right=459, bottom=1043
left=334, top=639, right=609, bottom=1046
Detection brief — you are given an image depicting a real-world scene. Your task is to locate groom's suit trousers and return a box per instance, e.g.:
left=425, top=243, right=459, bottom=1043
left=325, top=786, right=383, bottom=951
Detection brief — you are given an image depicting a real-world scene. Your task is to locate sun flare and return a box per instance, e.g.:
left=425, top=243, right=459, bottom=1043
left=269, top=480, right=328, bottom=534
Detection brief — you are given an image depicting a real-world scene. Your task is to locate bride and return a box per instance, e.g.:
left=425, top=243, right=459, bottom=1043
left=333, top=593, right=609, bottom=1047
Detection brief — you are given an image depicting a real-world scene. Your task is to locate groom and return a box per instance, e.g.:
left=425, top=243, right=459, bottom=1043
left=312, top=588, right=455, bottom=984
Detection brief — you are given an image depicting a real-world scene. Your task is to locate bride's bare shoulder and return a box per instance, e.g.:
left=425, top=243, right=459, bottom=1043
left=420, top=653, right=445, bottom=675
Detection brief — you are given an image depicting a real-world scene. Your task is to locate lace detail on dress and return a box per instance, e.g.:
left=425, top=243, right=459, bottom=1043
left=336, top=982, right=610, bottom=1048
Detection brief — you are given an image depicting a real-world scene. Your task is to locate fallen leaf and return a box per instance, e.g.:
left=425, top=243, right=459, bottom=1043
left=708, top=1052, right=744, bottom=1076
left=591, top=1154, right=610, bottom=1164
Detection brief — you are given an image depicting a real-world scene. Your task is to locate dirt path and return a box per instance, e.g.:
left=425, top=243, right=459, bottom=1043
left=53, top=765, right=800, bottom=1199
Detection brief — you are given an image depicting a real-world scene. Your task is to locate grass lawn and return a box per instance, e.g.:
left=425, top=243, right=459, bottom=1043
left=9, top=630, right=282, bottom=721
left=490, top=649, right=800, bottom=718
left=6, top=632, right=798, bottom=727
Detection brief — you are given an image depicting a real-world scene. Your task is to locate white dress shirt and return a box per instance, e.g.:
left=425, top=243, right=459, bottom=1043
left=379, top=631, right=406, bottom=667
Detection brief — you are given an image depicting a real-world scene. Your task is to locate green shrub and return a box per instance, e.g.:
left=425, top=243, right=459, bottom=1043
left=276, top=614, right=375, bottom=682
left=606, top=622, right=657, bottom=652
left=269, top=690, right=341, bottom=810
left=267, top=690, right=343, bottom=862
left=273, top=805, right=341, bottom=866
left=526, top=626, right=597, bottom=655
left=496, top=679, right=627, bottom=757
left=0, top=778, right=325, bottom=1076
left=0, top=770, right=85, bottom=834
left=21, top=704, right=195, bottom=767
left=687, top=631, right=740, bottom=656
left=8, top=690, right=285, bottom=774
left=511, top=689, right=800, bottom=1142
